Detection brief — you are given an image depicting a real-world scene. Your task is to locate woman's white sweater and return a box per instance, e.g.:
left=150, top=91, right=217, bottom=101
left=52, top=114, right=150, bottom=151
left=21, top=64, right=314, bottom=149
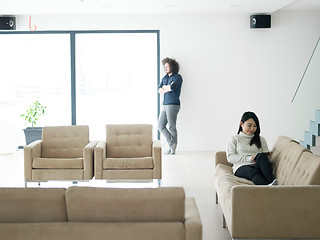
left=226, top=131, right=269, bottom=173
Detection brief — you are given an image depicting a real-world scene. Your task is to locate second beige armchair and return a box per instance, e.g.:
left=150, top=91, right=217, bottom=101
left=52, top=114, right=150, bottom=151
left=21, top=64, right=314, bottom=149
left=94, top=124, right=162, bottom=185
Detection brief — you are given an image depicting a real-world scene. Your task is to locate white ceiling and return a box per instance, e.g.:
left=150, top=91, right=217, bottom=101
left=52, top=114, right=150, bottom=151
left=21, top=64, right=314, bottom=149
left=0, top=0, right=320, bottom=15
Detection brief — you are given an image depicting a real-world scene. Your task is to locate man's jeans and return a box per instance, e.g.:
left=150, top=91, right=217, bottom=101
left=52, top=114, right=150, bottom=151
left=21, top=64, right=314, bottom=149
left=158, top=105, right=181, bottom=151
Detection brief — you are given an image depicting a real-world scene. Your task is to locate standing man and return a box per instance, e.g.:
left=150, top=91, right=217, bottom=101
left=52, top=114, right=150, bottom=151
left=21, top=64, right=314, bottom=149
left=158, top=58, right=183, bottom=155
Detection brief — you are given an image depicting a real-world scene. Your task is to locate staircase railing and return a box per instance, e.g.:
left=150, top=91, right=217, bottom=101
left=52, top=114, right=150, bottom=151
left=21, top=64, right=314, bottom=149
left=291, top=36, right=320, bottom=143
left=291, top=37, right=320, bottom=103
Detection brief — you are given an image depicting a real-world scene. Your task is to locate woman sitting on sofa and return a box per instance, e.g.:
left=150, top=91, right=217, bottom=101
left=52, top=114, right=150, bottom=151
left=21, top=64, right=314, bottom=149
left=226, top=111, right=278, bottom=185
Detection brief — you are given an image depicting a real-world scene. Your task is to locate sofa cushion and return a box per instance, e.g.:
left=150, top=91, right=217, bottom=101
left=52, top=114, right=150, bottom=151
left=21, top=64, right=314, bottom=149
left=41, top=125, right=89, bottom=158
left=106, top=124, right=152, bottom=158
left=215, top=164, right=253, bottom=207
left=66, top=187, right=185, bottom=222
left=291, top=151, right=320, bottom=185
left=0, top=188, right=67, bottom=223
left=103, top=157, right=153, bottom=169
left=0, top=222, right=186, bottom=240
left=274, top=142, right=308, bottom=185
left=269, top=135, right=297, bottom=176
left=33, top=158, right=83, bottom=169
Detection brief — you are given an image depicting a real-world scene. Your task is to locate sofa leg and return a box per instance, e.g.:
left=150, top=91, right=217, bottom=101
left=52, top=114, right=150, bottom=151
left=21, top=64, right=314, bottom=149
left=158, top=179, right=161, bottom=187
left=215, top=191, right=218, bottom=204
left=223, top=214, right=226, bottom=228
left=25, top=181, right=28, bottom=188
left=38, top=182, right=41, bottom=186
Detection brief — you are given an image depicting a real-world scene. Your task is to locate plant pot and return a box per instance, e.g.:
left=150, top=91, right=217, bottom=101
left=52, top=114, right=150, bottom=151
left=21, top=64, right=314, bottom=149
left=23, top=127, right=43, bottom=145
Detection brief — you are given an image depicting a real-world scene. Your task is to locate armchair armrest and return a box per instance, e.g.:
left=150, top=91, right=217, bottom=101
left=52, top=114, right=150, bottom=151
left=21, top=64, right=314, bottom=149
left=185, top=197, right=202, bottom=240
left=24, top=140, right=42, bottom=181
left=215, top=151, right=232, bottom=167
left=83, top=140, right=98, bottom=180
left=231, top=185, right=320, bottom=239
left=152, top=140, right=162, bottom=179
left=94, top=141, right=106, bottom=179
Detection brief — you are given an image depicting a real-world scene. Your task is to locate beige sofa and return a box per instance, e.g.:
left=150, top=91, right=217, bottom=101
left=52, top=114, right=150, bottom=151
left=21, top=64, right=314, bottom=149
left=24, top=125, right=98, bottom=186
left=94, top=124, right=161, bottom=184
left=214, top=136, right=320, bottom=239
left=0, top=186, right=202, bottom=240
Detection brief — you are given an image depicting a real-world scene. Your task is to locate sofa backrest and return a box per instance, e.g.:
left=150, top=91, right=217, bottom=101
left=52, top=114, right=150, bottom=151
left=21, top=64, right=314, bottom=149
left=41, top=125, right=89, bottom=158
left=291, top=150, right=320, bottom=185
left=270, top=136, right=296, bottom=166
left=0, top=188, right=67, bottom=223
left=106, top=124, right=152, bottom=158
left=65, top=187, right=185, bottom=222
left=270, top=136, right=320, bottom=185
left=275, top=141, right=307, bottom=185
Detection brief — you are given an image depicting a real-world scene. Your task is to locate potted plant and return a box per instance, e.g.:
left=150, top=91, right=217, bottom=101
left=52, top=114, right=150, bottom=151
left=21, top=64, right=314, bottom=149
left=20, top=100, right=47, bottom=145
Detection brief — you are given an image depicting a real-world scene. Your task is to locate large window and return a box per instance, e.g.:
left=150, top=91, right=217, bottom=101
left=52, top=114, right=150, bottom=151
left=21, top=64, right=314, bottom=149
left=76, top=33, right=158, bottom=140
left=0, top=33, right=71, bottom=151
left=0, top=30, right=159, bottom=151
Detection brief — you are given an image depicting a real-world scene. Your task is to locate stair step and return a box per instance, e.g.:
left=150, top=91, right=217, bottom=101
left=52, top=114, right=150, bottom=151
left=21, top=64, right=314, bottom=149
left=310, top=121, right=320, bottom=136
left=316, top=109, right=320, bottom=124
left=300, top=140, right=310, bottom=150
left=304, top=131, right=315, bottom=146
left=311, top=146, right=320, bottom=156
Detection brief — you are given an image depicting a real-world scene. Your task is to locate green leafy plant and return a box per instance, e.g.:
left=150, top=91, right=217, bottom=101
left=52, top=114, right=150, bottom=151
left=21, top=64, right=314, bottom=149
left=20, top=101, right=47, bottom=128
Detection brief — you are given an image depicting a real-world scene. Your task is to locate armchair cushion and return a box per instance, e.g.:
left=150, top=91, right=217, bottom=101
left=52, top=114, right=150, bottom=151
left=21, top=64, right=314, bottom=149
left=41, top=125, right=89, bottom=158
left=103, top=157, right=153, bottom=169
left=106, top=124, right=152, bottom=158
left=33, top=158, right=84, bottom=169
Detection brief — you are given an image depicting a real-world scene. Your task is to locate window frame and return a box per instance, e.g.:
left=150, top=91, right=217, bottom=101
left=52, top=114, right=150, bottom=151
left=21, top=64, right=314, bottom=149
left=0, top=30, right=160, bottom=133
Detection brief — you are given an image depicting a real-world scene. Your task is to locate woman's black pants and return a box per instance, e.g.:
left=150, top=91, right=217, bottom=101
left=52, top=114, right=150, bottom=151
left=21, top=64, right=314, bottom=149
left=235, top=152, right=275, bottom=185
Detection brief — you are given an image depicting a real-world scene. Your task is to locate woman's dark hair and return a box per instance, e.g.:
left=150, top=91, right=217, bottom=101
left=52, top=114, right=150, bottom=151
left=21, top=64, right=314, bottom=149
left=237, top=111, right=262, bottom=148
left=162, top=58, right=180, bottom=74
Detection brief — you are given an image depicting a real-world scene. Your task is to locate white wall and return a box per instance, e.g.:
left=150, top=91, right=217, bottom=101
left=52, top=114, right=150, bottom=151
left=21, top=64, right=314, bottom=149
left=16, top=10, right=320, bottom=151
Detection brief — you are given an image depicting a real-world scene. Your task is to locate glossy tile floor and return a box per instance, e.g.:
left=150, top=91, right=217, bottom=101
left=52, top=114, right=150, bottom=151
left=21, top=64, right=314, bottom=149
left=0, top=150, right=232, bottom=240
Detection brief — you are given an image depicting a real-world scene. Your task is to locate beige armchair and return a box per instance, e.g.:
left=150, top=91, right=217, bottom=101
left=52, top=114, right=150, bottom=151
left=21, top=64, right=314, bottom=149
left=24, top=125, right=98, bottom=187
left=94, top=124, right=162, bottom=185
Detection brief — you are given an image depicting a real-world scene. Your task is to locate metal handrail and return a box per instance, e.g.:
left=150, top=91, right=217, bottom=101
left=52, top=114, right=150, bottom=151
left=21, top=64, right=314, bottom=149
left=291, top=37, right=320, bottom=103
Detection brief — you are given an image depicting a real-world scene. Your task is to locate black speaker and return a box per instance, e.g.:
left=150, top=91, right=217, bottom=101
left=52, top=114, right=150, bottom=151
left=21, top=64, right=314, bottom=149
left=250, top=14, right=271, bottom=29
left=0, top=17, right=16, bottom=30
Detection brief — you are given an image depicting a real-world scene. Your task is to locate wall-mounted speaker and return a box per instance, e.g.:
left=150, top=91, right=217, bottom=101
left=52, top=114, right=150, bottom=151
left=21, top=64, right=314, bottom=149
left=250, top=14, right=271, bottom=29
left=0, top=17, right=16, bottom=30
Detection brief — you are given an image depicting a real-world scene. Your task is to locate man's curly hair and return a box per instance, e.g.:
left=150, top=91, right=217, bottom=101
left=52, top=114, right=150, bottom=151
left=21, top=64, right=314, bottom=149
left=162, top=58, right=180, bottom=74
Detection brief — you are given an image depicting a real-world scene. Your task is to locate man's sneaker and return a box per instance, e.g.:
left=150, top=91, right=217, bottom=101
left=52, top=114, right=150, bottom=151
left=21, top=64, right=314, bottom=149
left=164, top=150, right=171, bottom=155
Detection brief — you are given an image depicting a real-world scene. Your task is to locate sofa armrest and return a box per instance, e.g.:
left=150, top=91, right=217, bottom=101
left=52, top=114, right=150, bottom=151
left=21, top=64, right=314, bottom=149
left=94, top=141, right=106, bottom=179
left=152, top=140, right=162, bottom=179
left=185, top=197, right=202, bottom=240
left=215, top=151, right=232, bottom=167
left=231, top=185, right=320, bottom=239
left=24, top=140, right=42, bottom=181
left=83, top=140, right=98, bottom=180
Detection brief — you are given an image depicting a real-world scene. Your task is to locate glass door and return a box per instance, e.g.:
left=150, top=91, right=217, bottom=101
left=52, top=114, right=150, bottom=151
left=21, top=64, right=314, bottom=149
left=75, top=33, right=158, bottom=141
